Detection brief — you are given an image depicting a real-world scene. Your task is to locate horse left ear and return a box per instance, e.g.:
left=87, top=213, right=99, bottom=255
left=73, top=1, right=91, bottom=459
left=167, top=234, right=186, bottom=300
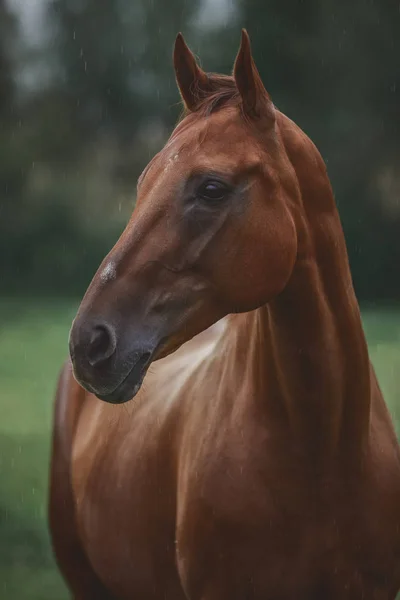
left=173, top=33, right=212, bottom=111
left=233, top=29, right=275, bottom=123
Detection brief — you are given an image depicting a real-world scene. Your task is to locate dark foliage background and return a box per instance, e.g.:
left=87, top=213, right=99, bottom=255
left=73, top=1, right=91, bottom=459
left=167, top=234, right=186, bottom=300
left=0, top=0, right=399, bottom=300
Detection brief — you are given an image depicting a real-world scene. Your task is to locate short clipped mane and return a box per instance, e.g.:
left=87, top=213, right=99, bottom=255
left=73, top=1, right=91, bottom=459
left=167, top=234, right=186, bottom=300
left=180, top=73, right=240, bottom=120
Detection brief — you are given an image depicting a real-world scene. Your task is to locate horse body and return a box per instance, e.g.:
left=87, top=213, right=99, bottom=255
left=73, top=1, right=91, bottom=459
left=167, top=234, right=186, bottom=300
left=50, top=31, right=400, bottom=599
left=52, top=311, right=400, bottom=599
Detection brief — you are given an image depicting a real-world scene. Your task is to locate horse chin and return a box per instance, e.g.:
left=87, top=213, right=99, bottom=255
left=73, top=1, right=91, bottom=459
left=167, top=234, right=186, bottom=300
left=95, top=377, right=144, bottom=405
left=88, top=350, right=153, bottom=405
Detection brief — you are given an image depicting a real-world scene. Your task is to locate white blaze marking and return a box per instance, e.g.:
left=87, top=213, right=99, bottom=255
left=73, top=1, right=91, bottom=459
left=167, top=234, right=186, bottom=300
left=163, top=151, right=180, bottom=174
left=100, top=261, right=116, bottom=284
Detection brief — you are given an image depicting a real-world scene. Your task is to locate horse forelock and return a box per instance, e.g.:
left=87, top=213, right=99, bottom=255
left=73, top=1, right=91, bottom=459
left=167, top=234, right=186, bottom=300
left=179, top=73, right=240, bottom=121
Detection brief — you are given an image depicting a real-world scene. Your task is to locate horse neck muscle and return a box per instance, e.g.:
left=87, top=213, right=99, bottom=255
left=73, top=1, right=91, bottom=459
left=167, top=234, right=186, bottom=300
left=226, top=115, right=372, bottom=467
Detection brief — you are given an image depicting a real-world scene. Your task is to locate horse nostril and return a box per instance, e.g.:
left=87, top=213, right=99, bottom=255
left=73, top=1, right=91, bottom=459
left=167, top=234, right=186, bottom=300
left=87, top=324, right=117, bottom=367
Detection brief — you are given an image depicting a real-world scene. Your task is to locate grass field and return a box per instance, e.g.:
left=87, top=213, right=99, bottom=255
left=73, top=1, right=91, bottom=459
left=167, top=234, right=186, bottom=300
left=0, top=298, right=400, bottom=599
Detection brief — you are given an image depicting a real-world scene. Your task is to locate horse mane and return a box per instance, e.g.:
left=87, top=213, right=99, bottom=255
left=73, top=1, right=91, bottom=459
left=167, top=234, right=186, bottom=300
left=180, top=73, right=240, bottom=120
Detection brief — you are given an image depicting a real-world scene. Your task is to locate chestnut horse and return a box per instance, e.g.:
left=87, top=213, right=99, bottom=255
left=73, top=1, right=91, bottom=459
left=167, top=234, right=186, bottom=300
left=49, top=31, right=400, bottom=599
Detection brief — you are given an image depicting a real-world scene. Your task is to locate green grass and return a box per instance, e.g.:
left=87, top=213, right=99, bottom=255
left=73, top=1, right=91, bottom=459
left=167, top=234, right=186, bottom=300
left=363, top=307, right=400, bottom=435
left=0, top=298, right=399, bottom=598
left=0, top=299, right=78, bottom=599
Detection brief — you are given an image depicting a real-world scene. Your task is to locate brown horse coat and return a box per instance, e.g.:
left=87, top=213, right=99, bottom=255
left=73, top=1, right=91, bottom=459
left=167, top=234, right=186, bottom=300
left=49, top=31, right=400, bottom=599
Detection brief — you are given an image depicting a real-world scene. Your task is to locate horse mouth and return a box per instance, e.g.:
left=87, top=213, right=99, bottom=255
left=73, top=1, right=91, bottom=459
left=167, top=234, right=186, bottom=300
left=92, top=351, right=153, bottom=405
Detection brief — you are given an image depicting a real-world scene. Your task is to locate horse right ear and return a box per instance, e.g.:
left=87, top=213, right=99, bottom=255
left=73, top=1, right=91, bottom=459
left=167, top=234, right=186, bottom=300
left=173, top=33, right=212, bottom=111
left=233, top=29, right=275, bottom=124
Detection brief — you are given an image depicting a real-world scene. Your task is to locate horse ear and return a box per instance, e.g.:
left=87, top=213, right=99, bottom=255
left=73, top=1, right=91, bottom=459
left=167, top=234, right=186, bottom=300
left=173, top=33, right=212, bottom=111
left=233, top=29, right=275, bottom=123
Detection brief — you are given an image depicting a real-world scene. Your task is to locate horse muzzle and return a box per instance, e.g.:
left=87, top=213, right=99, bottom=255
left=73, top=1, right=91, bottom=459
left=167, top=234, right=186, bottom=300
left=69, top=317, right=157, bottom=404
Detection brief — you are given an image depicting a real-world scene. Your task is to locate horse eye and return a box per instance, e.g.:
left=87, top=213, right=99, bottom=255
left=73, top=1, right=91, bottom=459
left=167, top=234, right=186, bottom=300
left=197, top=180, right=229, bottom=201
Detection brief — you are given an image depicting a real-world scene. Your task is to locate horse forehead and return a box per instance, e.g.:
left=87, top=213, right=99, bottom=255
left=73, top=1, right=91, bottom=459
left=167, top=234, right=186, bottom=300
left=161, top=113, right=257, bottom=170
left=139, top=110, right=258, bottom=191
left=189, top=109, right=253, bottom=151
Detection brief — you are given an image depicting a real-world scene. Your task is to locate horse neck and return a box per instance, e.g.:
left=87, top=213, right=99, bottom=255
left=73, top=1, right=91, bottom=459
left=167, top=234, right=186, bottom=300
left=227, top=120, right=371, bottom=468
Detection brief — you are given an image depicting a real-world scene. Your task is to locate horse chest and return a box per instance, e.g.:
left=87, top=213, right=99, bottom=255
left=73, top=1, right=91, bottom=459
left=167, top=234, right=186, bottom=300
left=72, top=429, right=184, bottom=600
left=175, top=445, right=400, bottom=599
left=70, top=409, right=400, bottom=600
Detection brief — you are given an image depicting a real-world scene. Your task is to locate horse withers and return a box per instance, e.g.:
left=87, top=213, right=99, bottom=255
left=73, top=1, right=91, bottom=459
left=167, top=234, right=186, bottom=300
left=49, top=31, right=400, bottom=599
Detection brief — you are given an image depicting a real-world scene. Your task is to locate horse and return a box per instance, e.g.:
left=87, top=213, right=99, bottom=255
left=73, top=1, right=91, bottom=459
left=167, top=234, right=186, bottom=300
left=49, top=30, right=400, bottom=599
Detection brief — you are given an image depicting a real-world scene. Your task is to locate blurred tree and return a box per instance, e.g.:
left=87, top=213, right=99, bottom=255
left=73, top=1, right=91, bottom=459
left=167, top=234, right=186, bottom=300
left=1, top=0, right=205, bottom=295
left=48, top=0, right=202, bottom=139
left=240, top=0, right=400, bottom=300
left=0, top=0, right=17, bottom=116
left=1, top=0, right=399, bottom=300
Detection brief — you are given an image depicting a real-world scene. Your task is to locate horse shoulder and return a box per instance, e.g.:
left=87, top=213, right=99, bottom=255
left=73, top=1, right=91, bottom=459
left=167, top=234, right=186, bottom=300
left=49, top=360, right=112, bottom=598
